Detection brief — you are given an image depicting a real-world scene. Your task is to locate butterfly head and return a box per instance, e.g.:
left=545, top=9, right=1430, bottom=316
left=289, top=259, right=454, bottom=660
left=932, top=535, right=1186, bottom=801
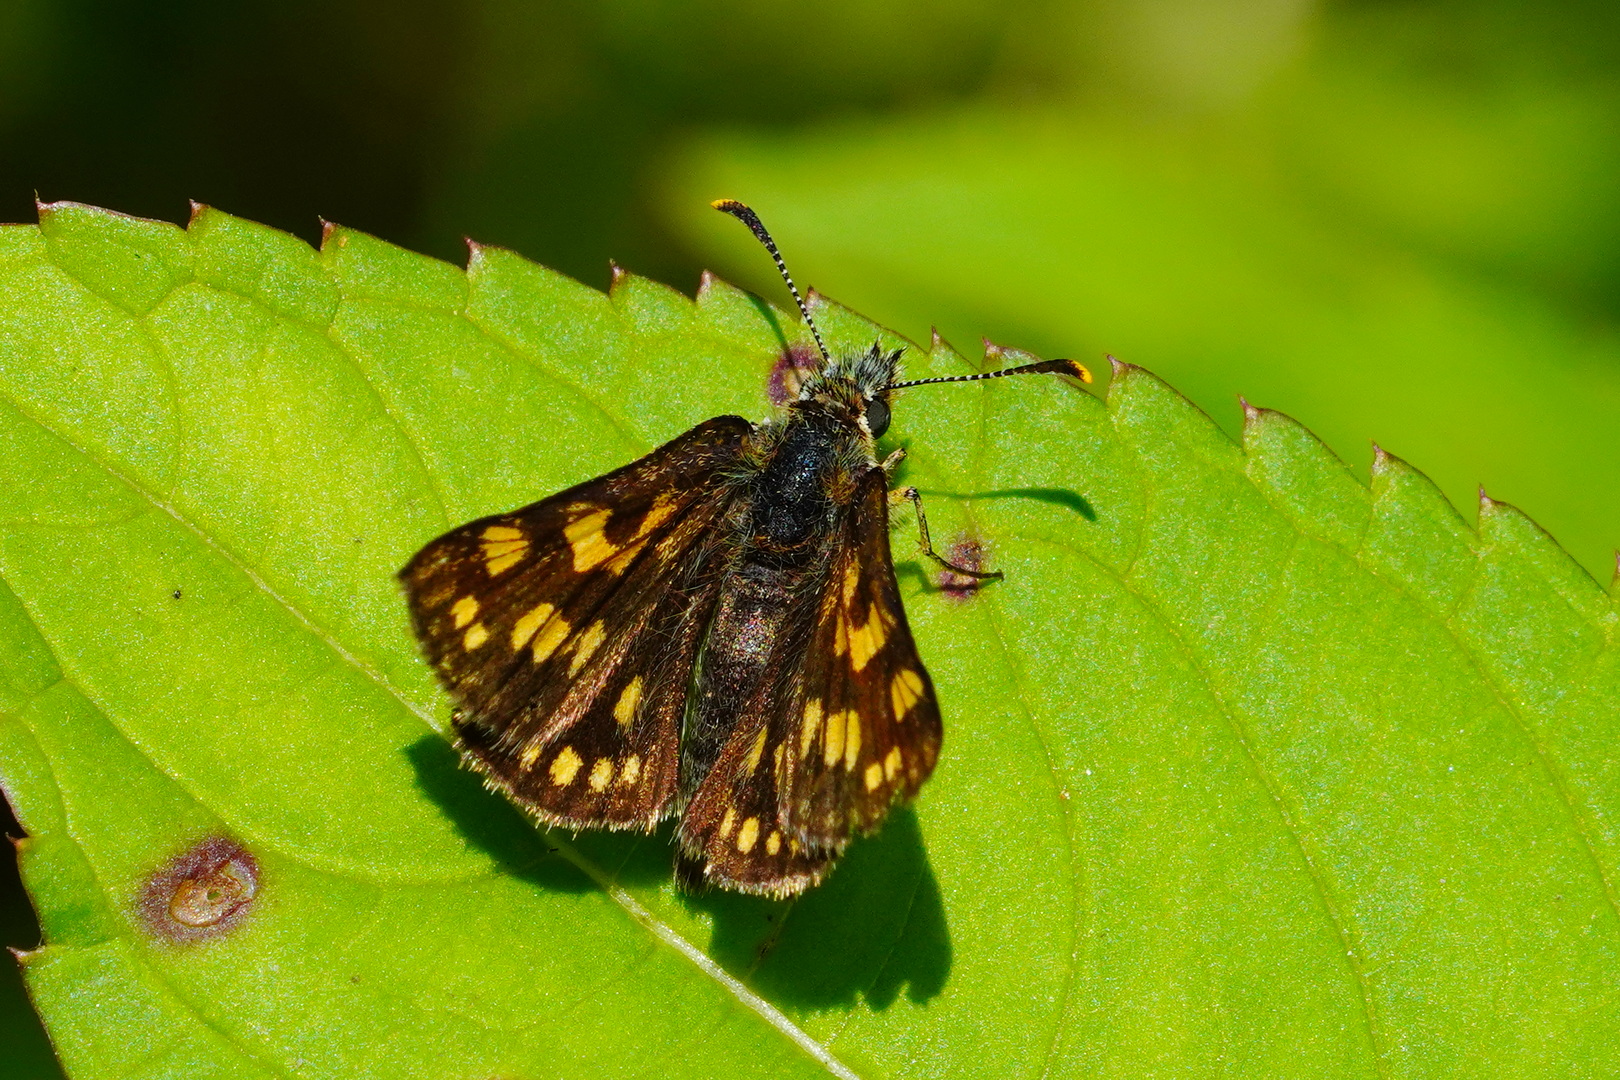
left=795, top=342, right=902, bottom=440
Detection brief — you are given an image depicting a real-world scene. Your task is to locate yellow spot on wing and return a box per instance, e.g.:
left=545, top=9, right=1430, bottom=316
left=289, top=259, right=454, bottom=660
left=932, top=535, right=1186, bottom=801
left=891, top=668, right=924, bottom=718
left=564, top=508, right=617, bottom=571
left=640, top=493, right=678, bottom=535
left=823, top=710, right=846, bottom=768
left=766, top=830, right=781, bottom=856
left=480, top=525, right=528, bottom=576
left=450, top=596, right=479, bottom=629
left=511, top=602, right=556, bottom=650
left=800, top=699, right=822, bottom=759
left=620, top=754, right=641, bottom=786
left=603, top=538, right=648, bottom=576
left=519, top=740, right=544, bottom=769
left=843, top=711, right=861, bottom=772
left=884, top=746, right=902, bottom=781
left=736, top=817, right=760, bottom=854
left=745, top=727, right=768, bottom=773
left=589, top=757, right=614, bottom=792
left=462, top=623, right=489, bottom=650
left=568, top=620, right=606, bottom=675
left=532, top=613, right=572, bottom=663
left=719, top=807, right=736, bottom=839
left=614, top=677, right=643, bottom=729
left=864, top=761, right=883, bottom=791
left=847, top=604, right=889, bottom=671
left=841, top=564, right=860, bottom=606
left=549, top=746, right=582, bottom=786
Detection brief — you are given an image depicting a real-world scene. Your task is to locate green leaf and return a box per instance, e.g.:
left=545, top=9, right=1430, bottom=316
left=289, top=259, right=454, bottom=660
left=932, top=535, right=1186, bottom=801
left=663, top=108, right=1620, bottom=581
left=2, top=202, right=1618, bottom=1077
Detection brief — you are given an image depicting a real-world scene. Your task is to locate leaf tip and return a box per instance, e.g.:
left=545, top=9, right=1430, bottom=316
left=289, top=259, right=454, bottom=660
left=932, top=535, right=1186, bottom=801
left=697, top=268, right=718, bottom=299
left=1107, top=353, right=1130, bottom=380
left=608, top=260, right=629, bottom=295
left=186, top=200, right=209, bottom=228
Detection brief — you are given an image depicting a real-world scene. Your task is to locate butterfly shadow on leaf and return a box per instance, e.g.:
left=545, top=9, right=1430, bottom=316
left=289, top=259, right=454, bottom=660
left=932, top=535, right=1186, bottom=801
left=409, top=731, right=950, bottom=1008
left=405, top=734, right=609, bottom=893
left=916, top=486, right=1095, bottom=521
left=683, top=806, right=952, bottom=1010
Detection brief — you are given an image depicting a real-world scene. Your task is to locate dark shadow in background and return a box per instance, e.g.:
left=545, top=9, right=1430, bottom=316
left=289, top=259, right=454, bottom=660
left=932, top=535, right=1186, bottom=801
left=0, top=0, right=1012, bottom=291
left=0, top=793, right=67, bottom=1080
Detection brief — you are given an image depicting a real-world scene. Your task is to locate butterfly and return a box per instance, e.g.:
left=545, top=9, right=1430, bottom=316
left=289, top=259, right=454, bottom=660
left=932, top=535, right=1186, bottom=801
left=399, top=200, right=1089, bottom=896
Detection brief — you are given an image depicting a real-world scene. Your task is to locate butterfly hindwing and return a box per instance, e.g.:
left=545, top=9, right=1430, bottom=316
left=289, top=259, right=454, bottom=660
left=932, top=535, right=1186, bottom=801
left=399, top=416, right=752, bottom=830
left=675, top=466, right=940, bottom=894
left=675, top=707, right=839, bottom=896
left=783, top=466, right=941, bottom=848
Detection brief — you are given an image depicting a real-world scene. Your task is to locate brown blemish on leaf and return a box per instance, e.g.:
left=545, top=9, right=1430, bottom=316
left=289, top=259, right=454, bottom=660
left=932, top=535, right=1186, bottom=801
left=938, top=537, right=990, bottom=601
left=139, top=836, right=259, bottom=942
left=767, top=341, right=822, bottom=406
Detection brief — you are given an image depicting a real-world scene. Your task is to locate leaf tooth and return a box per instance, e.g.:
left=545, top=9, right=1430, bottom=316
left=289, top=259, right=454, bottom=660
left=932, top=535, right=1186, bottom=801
left=1239, top=395, right=1261, bottom=429
left=608, top=259, right=628, bottom=294
left=1476, top=488, right=1608, bottom=615
left=1240, top=401, right=1368, bottom=549
left=696, top=268, right=718, bottom=299
left=929, top=325, right=966, bottom=366
left=1370, top=442, right=1390, bottom=474
left=981, top=336, right=1045, bottom=370
left=319, top=219, right=343, bottom=251
left=187, top=200, right=210, bottom=228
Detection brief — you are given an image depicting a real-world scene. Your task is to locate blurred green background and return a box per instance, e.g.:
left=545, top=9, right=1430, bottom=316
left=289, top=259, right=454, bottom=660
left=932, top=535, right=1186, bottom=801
left=4, top=1, right=1618, bottom=1074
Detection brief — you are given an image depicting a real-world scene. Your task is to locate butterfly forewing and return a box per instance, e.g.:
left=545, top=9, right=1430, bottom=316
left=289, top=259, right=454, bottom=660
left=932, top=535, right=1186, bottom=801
left=399, top=416, right=752, bottom=830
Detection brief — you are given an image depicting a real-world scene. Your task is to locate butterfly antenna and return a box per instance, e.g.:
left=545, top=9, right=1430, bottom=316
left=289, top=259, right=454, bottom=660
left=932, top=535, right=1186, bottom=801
left=712, top=199, right=831, bottom=366
left=889, top=357, right=1092, bottom=389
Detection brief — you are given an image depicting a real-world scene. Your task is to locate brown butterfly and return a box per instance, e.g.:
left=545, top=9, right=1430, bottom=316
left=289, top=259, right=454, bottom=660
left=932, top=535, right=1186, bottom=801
left=399, top=200, right=1089, bottom=896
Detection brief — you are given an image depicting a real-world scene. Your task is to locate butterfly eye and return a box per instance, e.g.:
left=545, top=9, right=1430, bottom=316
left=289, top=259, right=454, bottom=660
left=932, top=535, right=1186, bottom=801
left=864, top=396, right=891, bottom=437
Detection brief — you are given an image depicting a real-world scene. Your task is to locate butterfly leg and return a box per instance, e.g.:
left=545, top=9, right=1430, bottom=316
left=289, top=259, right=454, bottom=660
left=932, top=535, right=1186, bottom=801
left=891, top=486, right=1004, bottom=581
